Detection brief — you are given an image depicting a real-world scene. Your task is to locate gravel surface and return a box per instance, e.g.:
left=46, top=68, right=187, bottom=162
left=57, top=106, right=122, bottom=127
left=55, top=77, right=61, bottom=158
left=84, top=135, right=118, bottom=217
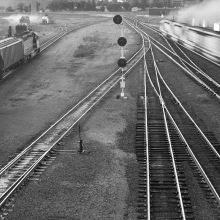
left=0, top=15, right=139, bottom=164
left=0, top=13, right=141, bottom=220
left=2, top=13, right=220, bottom=219
left=152, top=45, right=220, bottom=219
left=5, top=63, right=141, bottom=219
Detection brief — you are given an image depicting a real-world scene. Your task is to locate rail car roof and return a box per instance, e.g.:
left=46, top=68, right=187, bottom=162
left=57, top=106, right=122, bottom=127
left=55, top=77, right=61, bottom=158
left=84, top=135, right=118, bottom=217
left=161, top=19, right=220, bottom=37
left=0, top=37, right=22, bottom=49
left=187, top=26, right=220, bottom=37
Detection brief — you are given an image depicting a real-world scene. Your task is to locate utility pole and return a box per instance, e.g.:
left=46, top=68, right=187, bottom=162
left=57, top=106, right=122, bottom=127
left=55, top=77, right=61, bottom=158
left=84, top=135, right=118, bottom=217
left=31, top=0, right=37, bottom=15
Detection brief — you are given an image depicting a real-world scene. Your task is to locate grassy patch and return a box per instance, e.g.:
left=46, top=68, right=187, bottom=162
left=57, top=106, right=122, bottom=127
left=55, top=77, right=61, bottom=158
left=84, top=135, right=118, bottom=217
left=74, top=32, right=104, bottom=58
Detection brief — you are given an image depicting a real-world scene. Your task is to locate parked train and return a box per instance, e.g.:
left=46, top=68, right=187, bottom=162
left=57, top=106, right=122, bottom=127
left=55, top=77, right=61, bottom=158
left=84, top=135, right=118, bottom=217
left=160, top=20, right=220, bottom=62
left=0, top=32, right=40, bottom=79
left=20, top=16, right=30, bottom=25
left=42, top=14, right=51, bottom=24
left=15, top=16, right=31, bottom=37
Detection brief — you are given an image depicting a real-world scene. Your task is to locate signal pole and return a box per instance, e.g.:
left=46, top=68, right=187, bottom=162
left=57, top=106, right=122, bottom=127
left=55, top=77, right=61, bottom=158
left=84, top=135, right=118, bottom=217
left=31, top=0, right=37, bottom=15
left=113, top=15, right=127, bottom=99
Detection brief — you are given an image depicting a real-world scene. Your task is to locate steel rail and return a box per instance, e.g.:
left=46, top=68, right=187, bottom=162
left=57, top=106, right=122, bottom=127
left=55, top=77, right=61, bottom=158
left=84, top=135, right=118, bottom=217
left=0, top=40, right=144, bottom=207
left=150, top=39, right=220, bottom=159
left=170, top=41, right=220, bottom=88
left=161, top=36, right=220, bottom=94
left=161, top=37, right=220, bottom=91
left=156, top=64, right=220, bottom=206
left=134, top=20, right=220, bottom=100
left=143, top=36, right=150, bottom=220
left=2, top=20, right=107, bottom=80
left=151, top=46, right=186, bottom=219
left=40, top=27, right=67, bottom=51
left=150, top=40, right=220, bottom=100
left=145, top=46, right=186, bottom=219
left=137, top=20, right=220, bottom=73
left=129, top=17, right=220, bottom=214
left=127, top=18, right=187, bottom=219
left=138, top=20, right=220, bottom=67
left=0, top=24, right=144, bottom=176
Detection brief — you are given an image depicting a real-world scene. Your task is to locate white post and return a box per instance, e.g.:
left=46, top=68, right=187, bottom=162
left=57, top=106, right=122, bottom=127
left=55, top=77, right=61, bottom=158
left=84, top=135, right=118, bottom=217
left=119, top=20, right=126, bottom=99
left=120, top=73, right=126, bottom=98
left=120, top=23, right=125, bottom=58
left=192, top=18, right=195, bottom=26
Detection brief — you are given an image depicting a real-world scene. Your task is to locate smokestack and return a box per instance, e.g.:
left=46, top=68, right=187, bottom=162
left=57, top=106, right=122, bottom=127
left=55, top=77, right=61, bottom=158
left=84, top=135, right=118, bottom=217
left=31, top=0, right=37, bottom=15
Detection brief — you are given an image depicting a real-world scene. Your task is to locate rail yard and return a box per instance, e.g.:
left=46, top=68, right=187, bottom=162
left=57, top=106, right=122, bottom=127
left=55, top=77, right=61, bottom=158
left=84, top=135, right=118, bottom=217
left=1, top=10, right=220, bottom=220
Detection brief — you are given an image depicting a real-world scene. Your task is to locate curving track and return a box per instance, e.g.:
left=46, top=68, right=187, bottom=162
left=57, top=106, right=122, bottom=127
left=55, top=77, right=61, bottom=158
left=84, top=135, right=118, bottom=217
left=134, top=20, right=220, bottom=101
left=2, top=15, right=220, bottom=219
left=0, top=28, right=144, bottom=211
left=125, top=17, right=220, bottom=219
left=2, top=19, right=109, bottom=80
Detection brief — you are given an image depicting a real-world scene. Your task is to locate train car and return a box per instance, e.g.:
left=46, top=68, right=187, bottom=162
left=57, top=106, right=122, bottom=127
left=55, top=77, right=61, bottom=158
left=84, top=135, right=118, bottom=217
left=160, top=20, right=172, bottom=37
left=0, top=38, right=24, bottom=77
left=20, top=16, right=30, bottom=25
left=15, top=23, right=29, bottom=35
left=160, top=20, right=220, bottom=62
left=172, top=22, right=184, bottom=42
left=23, top=32, right=40, bottom=55
left=42, top=15, right=51, bottom=24
left=0, top=34, right=40, bottom=79
left=184, top=27, right=220, bottom=61
left=160, top=20, right=182, bottom=42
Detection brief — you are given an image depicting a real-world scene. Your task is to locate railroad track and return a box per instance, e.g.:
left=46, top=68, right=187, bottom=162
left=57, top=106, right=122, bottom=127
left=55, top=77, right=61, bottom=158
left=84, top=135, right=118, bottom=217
left=136, top=46, right=191, bottom=220
left=40, top=19, right=109, bottom=52
left=0, top=35, right=144, bottom=211
left=125, top=18, right=220, bottom=218
left=132, top=20, right=220, bottom=102
left=2, top=19, right=109, bottom=79
left=147, top=45, right=220, bottom=218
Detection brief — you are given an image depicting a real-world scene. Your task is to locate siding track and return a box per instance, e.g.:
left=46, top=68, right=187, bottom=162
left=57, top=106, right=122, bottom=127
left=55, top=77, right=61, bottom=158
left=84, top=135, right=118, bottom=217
left=125, top=17, right=220, bottom=219
left=0, top=36, right=144, bottom=211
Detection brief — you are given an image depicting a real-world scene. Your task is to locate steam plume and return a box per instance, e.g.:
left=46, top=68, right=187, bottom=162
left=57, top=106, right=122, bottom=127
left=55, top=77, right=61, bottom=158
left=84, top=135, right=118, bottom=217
left=177, top=0, right=220, bottom=27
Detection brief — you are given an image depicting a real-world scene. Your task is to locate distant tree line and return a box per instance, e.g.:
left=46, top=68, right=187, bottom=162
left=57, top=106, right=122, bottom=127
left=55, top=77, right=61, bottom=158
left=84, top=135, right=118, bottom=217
left=3, top=0, right=190, bottom=13
left=5, top=2, right=41, bottom=12
left=46, top=1, right=96, bottom=11
left=46, top=1, right=138, bottom=12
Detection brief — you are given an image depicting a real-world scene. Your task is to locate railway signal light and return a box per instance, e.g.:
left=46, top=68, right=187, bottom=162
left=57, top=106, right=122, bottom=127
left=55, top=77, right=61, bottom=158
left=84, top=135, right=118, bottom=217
left=113, top=14, right=127, bottom=98
left=113, top=15, right=127, bottom=68
left=117, top=58, right=127, bottom=68
left=117, top=37, right=127, bottom=47
left=113, top=15, right=122, bottom=25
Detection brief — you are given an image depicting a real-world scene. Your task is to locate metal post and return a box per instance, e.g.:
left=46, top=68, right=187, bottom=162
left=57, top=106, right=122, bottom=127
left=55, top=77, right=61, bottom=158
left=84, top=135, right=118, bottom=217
left=31, top=0, right=37, bottom=15
left=78, top=124, right=85, bottom=153
left=0, top=55, right=3, bottom=80
left=120, top=23, right=125, bottom=58
left=120, top=71, right=126, bottom=99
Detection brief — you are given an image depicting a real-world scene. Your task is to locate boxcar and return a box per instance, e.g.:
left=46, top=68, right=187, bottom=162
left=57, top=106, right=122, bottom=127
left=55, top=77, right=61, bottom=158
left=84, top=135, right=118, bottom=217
left=0, top=38, right=24, bottom=79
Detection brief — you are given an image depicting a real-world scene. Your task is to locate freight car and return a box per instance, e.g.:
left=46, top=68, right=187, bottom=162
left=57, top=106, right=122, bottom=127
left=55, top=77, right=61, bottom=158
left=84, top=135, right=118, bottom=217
left=20, top=16, right=30, bottom=25
left=15, top=16, right=32, bottom=37
left=160, top=20, right=220, bottom=62
left=42, top=15, right=51, bottom=24
left=0, top=33, right=40, bottom=79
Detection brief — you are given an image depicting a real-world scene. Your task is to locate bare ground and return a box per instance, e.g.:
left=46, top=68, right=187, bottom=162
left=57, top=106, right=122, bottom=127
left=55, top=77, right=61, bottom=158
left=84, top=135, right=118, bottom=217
left=0, top=13, right=141, bottom=220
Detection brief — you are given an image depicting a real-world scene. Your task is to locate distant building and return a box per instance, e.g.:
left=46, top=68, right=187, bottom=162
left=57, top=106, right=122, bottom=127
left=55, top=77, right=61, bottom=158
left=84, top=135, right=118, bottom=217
left=155, top=0, right=207, bottom=4
left=52, top=0, right=68, bottom=2
left=131, top=7, right=141, bottom=12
